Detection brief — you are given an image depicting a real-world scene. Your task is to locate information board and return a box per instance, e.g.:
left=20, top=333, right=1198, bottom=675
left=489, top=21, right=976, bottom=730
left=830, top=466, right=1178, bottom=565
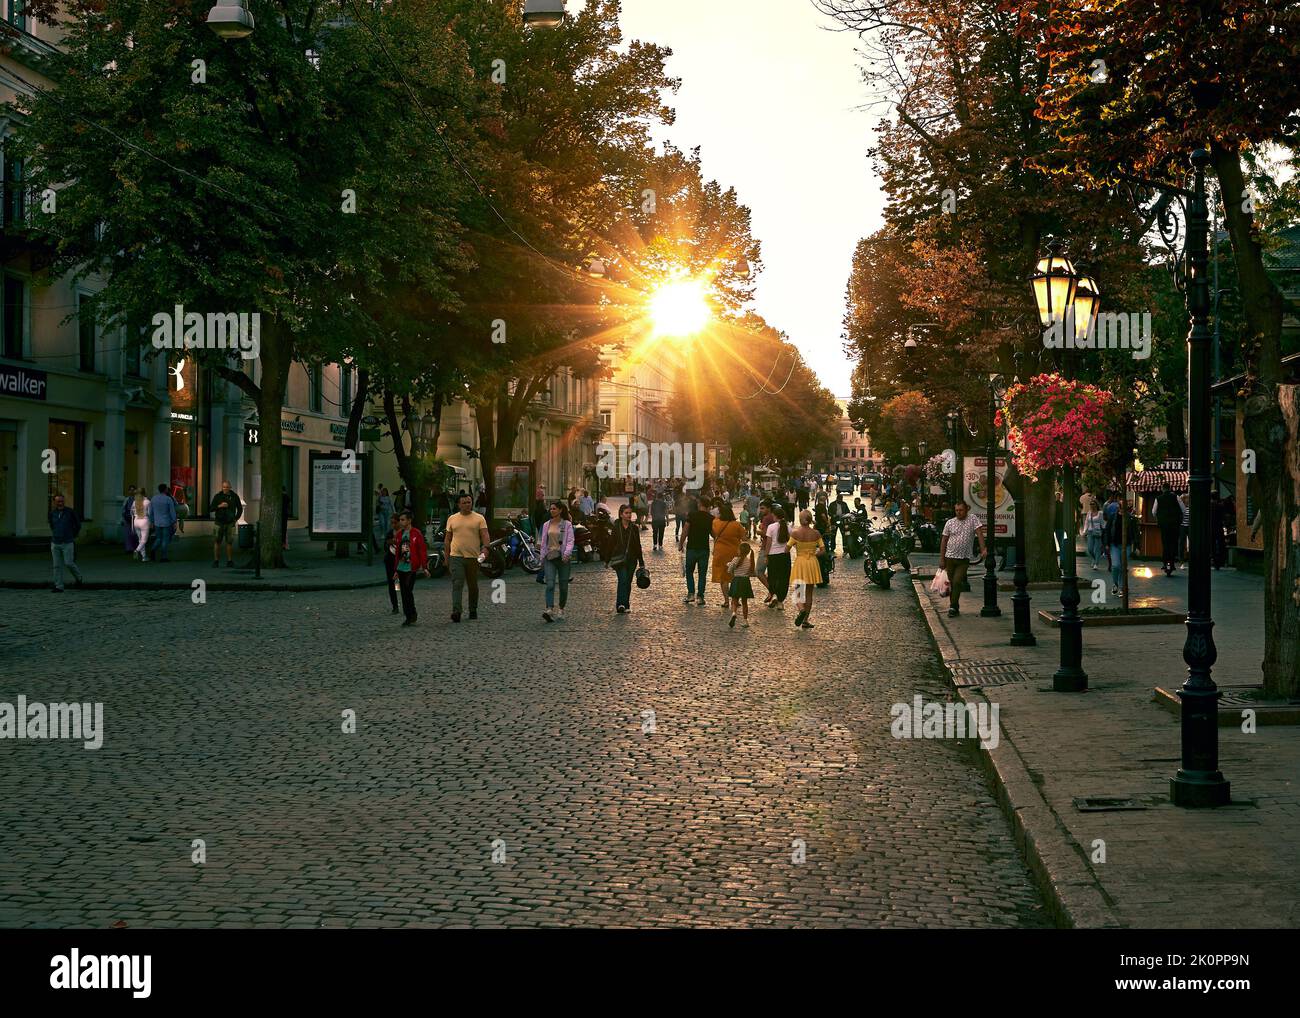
left=962, top=453, right=1016, bottom=538
left=308, top=450, right=372, bottom=540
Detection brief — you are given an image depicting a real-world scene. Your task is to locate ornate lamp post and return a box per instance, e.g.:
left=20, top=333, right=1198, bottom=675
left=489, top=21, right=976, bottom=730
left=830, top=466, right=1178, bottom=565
left=981, top=374, right=1003, bottom=617
left=1003, top=458, right=1035, bottom=645
left=1030, top=239, right=1087, bottom=690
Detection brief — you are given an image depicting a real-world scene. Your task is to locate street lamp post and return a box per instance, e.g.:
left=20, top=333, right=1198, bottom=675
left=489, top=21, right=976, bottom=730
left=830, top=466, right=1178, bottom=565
left=981, top=375, right=1002, bottom=617
left=1030, top=239, right=1087, bottom=690
left=1003, top=459, right=1036, bottom=645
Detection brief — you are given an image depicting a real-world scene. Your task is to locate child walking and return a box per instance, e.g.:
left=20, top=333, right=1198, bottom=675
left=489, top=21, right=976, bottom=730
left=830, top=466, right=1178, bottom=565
left=727, top=541, right=756, bottom=629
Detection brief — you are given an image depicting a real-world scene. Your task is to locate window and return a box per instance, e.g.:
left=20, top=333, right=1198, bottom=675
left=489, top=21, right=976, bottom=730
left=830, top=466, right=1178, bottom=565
left=2, top=274, right=25, bottom=358
left=4, top=0, right=26, bottom=33
left=1, top=147, right=23, bottom=228
left=600, top=408, right=613, bottom=431
left=339, top=364, right=352, bottom=417
left=309, top=364, right=323, bottom=413
left=78, top=293, right=98, bottom=372
left=124, top=325, right=143, bottom=377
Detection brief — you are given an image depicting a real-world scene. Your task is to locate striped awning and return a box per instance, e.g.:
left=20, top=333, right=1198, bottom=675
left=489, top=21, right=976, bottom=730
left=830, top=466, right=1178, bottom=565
left=1126, top=458, right=1188, bottom=493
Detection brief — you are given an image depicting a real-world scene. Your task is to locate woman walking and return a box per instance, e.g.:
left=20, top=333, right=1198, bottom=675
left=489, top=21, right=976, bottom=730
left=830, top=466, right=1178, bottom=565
left=374, top=485, right=394, bottom=553
left=763, top=507, right=792, bottom=607
left=726, top=541, right=756, bottom=629
left=789, top=510, right=826, bottom=629
left=130, top=491, right=151, bottom=562
left=610, top=503, right=645, bottom=614
left=710, top=503, right=747, bottom=607
left=381, top=517, right=402, bottom=614
left=539, top=501, right=575, bottom=623
left=1082, top=497, right=1106, bottom=570
left=121, top=485, right=138, bottom=553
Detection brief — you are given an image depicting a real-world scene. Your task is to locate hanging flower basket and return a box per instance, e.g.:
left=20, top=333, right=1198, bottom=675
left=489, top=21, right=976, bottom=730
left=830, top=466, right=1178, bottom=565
left=995, top=373, right=1120, bottom=482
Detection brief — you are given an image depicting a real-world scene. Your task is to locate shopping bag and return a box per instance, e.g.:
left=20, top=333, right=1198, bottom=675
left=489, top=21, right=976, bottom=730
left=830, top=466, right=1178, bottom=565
left=930, top=568, right=951, bottom=597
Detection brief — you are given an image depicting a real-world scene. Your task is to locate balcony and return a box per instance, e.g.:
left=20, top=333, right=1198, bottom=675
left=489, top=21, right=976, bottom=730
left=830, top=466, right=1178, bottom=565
left=1, top=182, right=56, bottom=268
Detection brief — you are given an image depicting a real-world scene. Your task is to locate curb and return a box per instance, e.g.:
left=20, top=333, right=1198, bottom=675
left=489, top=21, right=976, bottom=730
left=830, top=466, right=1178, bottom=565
left=910, top=578, right=1123, bottom=929
left=0, top=578, right=387, bottom=593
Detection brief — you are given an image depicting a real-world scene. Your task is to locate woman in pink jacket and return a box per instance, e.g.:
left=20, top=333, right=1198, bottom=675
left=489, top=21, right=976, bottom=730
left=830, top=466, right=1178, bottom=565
left=539, top=501, right=576, bottom=622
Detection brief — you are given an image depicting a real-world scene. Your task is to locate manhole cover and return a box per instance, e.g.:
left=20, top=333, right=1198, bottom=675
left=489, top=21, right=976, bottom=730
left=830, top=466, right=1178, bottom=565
left=949, top=659, right=1031, bottom=688
left=1073, top=797, right=1149, bottom=812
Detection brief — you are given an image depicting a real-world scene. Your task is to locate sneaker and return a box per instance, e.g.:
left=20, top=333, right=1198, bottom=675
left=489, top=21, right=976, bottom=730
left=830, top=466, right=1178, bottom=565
left=617, top=605, right=628, bottom=614
left=556, top=608, right=565, bottom=620
left=74, top=576, right=84, bottom=587
left=469, top=611, right=478, bottom=620
left=684, top=595, right=695, bottom=604
left=729, top=613, right=737, bottom=628
left=226, top=560, right=235, bottom=567
left=696, top=596, right=705, bottom=605
left=741, top=618, right=750, bottom=628
left=801, top=621, right=815, bottom=630
left=543, top=609, right=554, bottom=623
left=451, top=612, right=461, bottom=623
left=51, top=587, right=64, bottom=593
left=401, top=619, right=414, bottom=627
left=948, top=608, right=960, bottom=617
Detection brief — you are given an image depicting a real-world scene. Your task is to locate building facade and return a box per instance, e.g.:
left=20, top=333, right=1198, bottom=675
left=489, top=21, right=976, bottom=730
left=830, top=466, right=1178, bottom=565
left=827, top=398, right=875, bottom=471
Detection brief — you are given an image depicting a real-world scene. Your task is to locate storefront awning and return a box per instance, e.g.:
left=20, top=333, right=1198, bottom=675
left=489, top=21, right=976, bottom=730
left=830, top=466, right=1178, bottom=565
left=1126, top=458, right=1188, bottom=493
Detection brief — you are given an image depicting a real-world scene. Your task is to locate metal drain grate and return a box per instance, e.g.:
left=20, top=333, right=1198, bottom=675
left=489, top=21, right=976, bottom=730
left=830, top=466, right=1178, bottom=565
left=949, top=659, right=1031, bottom=688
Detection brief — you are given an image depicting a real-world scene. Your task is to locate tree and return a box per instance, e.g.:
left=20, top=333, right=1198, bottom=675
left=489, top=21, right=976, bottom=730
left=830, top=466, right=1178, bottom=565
left=1021, top=0, right=1300, bottom=696
left=872, top=390, right=945, bottom=463
left=13, top=0, right=476, bottom=565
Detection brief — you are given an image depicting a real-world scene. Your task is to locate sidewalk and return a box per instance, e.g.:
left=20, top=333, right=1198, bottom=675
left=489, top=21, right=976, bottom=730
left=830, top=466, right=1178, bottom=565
left=1, top=533, right=387, bottom=591
left=910, top=549, right=1300, bottom=928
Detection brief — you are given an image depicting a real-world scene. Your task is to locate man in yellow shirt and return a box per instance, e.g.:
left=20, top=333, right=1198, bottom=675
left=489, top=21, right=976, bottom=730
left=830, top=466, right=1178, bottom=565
left=444, top=492, right=491, bottom=622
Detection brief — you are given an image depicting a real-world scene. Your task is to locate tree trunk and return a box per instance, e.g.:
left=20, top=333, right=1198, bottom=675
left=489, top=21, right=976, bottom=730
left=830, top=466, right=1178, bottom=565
left=255, top=321, right=291, bottom=569
left=1023, top=471, right=1059, bottom=582
left=382, top=389, right=423, bottom=527
left=336, top=368, right=370, bottom=558
left=1213, top=142, right=1298, bottom=698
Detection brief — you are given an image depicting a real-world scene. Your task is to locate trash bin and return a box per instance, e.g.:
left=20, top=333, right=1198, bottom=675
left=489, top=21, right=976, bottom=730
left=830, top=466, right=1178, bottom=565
left=238, top=523, right=255, bottom=549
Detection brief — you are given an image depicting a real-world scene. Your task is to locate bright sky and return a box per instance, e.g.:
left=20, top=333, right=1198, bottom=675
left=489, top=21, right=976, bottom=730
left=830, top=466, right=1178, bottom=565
left=613, top=0, right=885, bottom=395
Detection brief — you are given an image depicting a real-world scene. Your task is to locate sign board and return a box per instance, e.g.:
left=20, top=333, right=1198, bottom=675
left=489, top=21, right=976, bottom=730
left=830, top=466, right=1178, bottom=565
left=308, top=450, right=372, bottom=540
left=963, top=454, right=1015, bottom=538
left=0, top=363, right=47, bottom=401
left=492, top=461, right=534, bottom=522
left=244, top=423, right=261, bottom=446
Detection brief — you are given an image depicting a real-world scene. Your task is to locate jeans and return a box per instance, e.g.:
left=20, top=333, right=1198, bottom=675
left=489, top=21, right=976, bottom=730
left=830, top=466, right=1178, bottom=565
left=384, top=556, right=399, bottom=610
left=651, top=519, right=667, bottom=548
left=450, top=556, right=479, bottom=613
left=674, top=515, right=684, bottom=539
left=397, top=568, right=418, bottom=621
left=152, top=524, right=173, bottom=560
left=615, top=562, right=634, bottom=609
left=544, top=557, right=571, bottom=609
left=1055, top=528, right=1070, bottom=571
left=684, top=547, right=709, bottom=597
left=1159, top=524, right=1180, bottom=572
left=1085, top=532, right=1103, bottom=566
left=51, top=542, right=84, bottom=589
left=1109, top=544, right=1124, bottom=590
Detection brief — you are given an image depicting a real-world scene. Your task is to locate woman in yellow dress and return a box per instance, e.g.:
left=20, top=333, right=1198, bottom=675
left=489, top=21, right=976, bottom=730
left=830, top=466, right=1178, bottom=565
left=789, top=509, right=825, bottom=630
left=711, top=502, right=748, bottom=607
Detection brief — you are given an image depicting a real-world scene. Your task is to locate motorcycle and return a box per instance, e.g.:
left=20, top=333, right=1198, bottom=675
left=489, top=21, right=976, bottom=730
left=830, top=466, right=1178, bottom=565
left=585, top=505, right=615, bottom=565
left=571, top=518, right=597, bottom=563
left=425, top=518, right=448, bottom=578
left=862, top=515, right=913, bottom=589
left=838, top=510, right=871, bottom=559
left=478, top=529, right=515, bottom=579
left=913, top=517, right=940, bottom=554
left=504, top=515, right=542, bottom=574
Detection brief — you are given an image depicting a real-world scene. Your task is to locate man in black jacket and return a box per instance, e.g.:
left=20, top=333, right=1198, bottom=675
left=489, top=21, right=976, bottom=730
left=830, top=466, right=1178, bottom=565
left=1154, top=482, right=1183, bottom=576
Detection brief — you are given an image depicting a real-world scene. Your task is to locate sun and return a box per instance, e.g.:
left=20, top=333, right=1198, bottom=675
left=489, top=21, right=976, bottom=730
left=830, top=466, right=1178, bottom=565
left=649, top=279, right=711, bottom=337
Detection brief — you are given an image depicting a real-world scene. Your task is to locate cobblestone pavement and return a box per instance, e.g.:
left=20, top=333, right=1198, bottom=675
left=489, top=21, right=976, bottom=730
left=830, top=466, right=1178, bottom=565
left=0, top=539, right=1050, bottom=928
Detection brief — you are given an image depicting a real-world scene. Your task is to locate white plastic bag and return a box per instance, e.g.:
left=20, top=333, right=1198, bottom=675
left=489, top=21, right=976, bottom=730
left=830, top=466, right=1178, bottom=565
left=930, top=568, right=951, bottom=597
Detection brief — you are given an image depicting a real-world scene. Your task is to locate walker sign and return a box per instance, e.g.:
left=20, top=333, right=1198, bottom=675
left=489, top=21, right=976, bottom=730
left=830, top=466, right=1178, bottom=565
left=963, top=454, right=1015, bottom=537
left=0, top=363, right=47, bottom=401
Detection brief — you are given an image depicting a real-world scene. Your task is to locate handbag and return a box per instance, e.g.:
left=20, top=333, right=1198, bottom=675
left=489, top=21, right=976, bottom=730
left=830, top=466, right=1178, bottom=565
left=635, top=566, right=651, bottom=589
left=607, top=523, right=633, bottom=569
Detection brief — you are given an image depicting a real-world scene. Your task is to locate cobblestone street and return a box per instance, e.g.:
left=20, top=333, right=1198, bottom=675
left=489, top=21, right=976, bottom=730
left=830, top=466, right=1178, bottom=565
left=0, top=542, right=1049, bottom=928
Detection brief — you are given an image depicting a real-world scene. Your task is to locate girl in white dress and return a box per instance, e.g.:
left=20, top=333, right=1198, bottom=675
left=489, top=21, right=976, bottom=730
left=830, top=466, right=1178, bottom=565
left=132, top=492, right=152, bottom=561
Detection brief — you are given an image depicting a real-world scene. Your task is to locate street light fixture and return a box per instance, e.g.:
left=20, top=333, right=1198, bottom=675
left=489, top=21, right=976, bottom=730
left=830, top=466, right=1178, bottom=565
left=206, top=0, right=255, bottom=39
left=523, top=0, right=566, bottom=28
left=901, top=445, right=910, bottom=461
left=1030, top=239, right=1078, bottom=331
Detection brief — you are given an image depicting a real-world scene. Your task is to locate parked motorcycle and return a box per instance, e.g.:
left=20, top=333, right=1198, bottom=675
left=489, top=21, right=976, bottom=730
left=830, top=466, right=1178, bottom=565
left=913, top=518, right=940, bottom=554
left=504, top=515, right=542, bottom=573
left=838, top=510, right=871, bottom=559
left=479, top=529, right=514, bottom=579
left=585, top=505, right=615, bottom=564
left=571, top=518, right=597, bottom=562
left=425, top=519, right=448, bottom=578
left=863, top=515, right=913, bottom=589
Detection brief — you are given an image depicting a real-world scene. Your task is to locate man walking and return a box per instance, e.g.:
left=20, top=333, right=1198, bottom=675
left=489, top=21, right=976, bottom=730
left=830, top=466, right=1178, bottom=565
left=444, top=492, right=490, bottom=623
left=149, top=483, right=178, bottom=561
left=939, top=500, right=985, bottom=618
left=744, top=489, right=761, bottom=539
left=208, top=481, right=243, bottom=567
left=677, top=497, right=713, bottom=606
left=49, top=493, right=84, bottom=592
left=1155, top=482, right=1183, bottom=576
left=392, top=509, right=429, bottom=626
left=650, top=489, right=668, bottom=550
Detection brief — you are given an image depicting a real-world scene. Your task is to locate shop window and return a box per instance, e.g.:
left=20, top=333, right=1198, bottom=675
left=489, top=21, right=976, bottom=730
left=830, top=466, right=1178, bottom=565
left=47, top=421, right=84, bottom=516
left=168, top=356, right=208, bottom=518
left=78, top=293, right=98, bottom=372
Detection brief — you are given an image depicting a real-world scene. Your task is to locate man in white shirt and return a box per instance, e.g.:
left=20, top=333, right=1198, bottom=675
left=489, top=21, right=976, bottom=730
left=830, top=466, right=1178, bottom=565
left=939, top=501, right=985, bottom=618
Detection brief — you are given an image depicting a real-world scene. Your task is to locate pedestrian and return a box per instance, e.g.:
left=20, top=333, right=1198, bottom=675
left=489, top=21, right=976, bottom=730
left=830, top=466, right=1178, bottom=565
left=673, top=488, right=691, bottom=542
left=579, top=488, right=595, bottom=521
left=609, top=502, right=645, bottom=614
left=711, top=503, right=747, bottom=607
left=48, top=493, right=84, bottom=592
left=129, top=491, right=151, bottom=562
left=744, top=489, right=761, bottom=538
left=1103, top=501, right=1126, bottom=597
left=1210, top=490, right=1229, bottom=570
left=443, top=492, right=490, bottom=623
left=789, top=509, right=826, bottom=629
left=813, top=501, right=834, bottom=587
left=763, top=507, right=792, bottom=608
left=633, top=487, right=648, bottom=530
left=726, top=540, right=756, bottom=629
left=1154, top=482, right=1182, bottom=576
left=754, top=499, right=774, bottom=596
left=1082, top=497, right=1105, bottom=570
left=1053, top=489, right=1070, bottom=573
left=533, top=484, right=547, bottom=536
left=649, top=489, right=668, bottom=550
left=121, top=485, right=138, bottom=553
left=149, top=483, right=178, bottom=561
left=208, top=481, right=243, bottom=567
left=392, top=510, right=429, bottom=625
left=540, top=501, right=575, bottom=623
left=381, top=517, right=402, bottom=615
left=938, top=500, right=984, bottom=617
left=1177, top=489, right=1191, bottom=567
left=828, top=491, right=848, bottom=552
left=280, top=487, right=291, bottom=550
left=374, top=485, right=393, bottom=552
left=677, top=496, right=713, bottom=606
